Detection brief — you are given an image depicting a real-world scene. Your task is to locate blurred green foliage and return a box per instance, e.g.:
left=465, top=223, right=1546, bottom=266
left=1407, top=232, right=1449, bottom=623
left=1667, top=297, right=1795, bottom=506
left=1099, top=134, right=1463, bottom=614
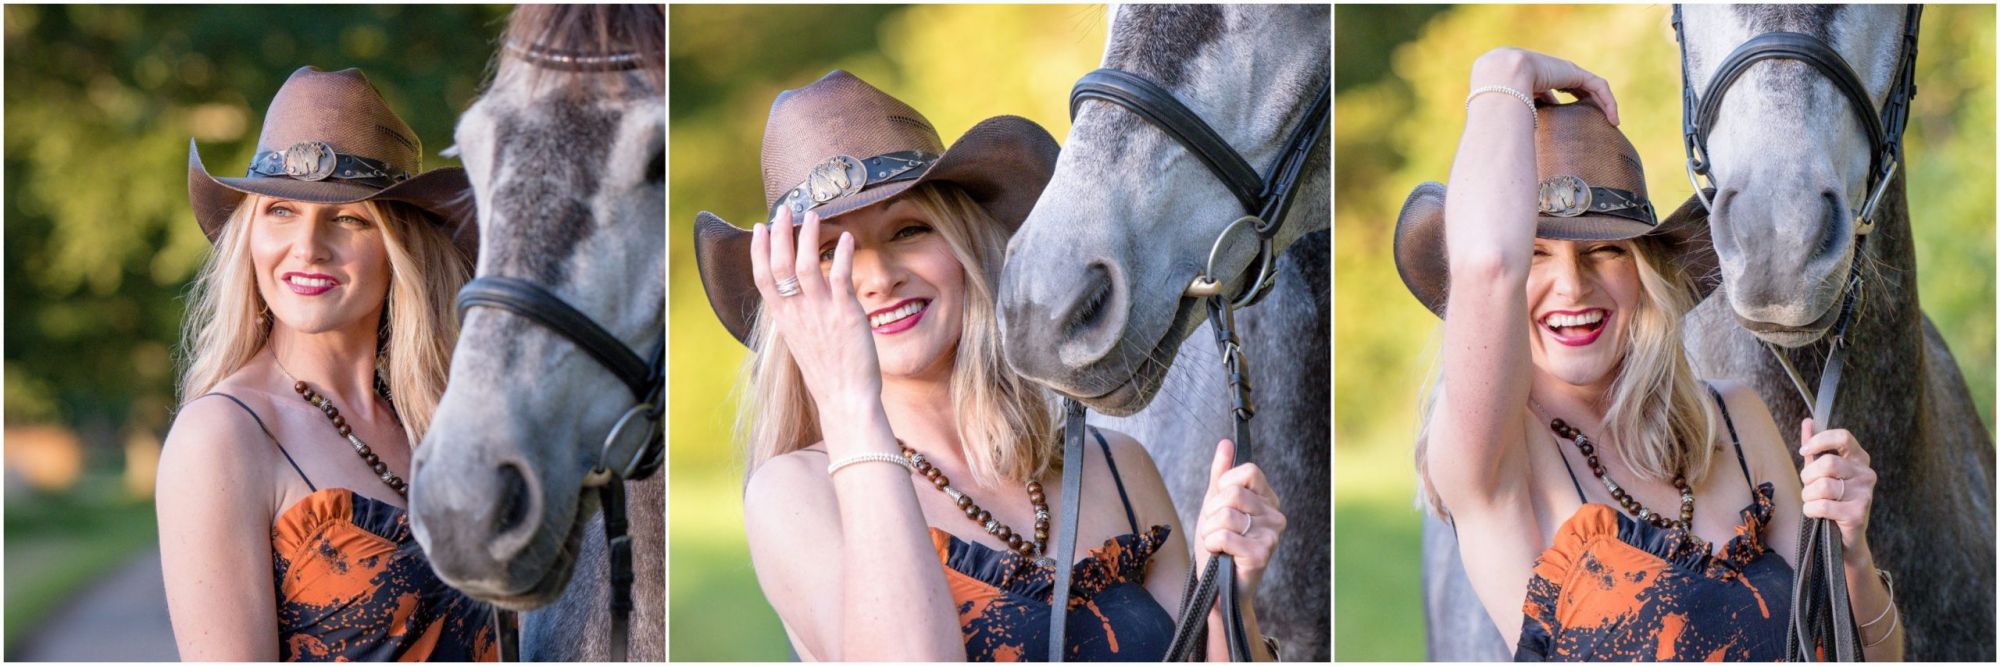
left=4, top=3, right=507, bottom=645
left=3, top=3, right=508, bottom=445
left=1333, top=5, right=1994, bottom=660
left=668, top=5, right=1106, bottom=659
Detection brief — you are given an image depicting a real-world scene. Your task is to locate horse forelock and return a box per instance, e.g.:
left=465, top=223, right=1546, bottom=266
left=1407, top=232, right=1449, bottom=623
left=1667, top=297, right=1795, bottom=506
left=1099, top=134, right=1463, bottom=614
left=484, top=96, right=619, bottom=288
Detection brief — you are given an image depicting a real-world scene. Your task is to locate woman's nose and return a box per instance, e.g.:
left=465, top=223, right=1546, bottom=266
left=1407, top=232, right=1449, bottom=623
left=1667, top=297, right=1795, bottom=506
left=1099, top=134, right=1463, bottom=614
left=1547, top=253, right=1591, bottom=298
left=848, top=249, right=901, bottom=297
left=291, top=219, right=332, bottom=263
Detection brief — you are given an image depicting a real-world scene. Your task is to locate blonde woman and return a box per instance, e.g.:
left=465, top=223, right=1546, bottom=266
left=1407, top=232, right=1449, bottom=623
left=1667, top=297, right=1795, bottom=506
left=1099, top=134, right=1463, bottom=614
left=156, top=67, right=495, bottom=661
left=693, top=71, right=1287, bottom=660
left=1394, top=49, right=1902, bottom=660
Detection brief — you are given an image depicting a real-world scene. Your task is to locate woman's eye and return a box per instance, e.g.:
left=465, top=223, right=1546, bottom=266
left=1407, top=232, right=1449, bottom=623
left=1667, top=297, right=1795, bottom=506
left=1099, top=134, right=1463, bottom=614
left=267, top=205, right=294, bottom=218
left=819, top=247, right=836, bottom=262
left=337, top=215, right=373, bottom=228
left=893, top=224, right=932, bottom=240
left=1589, top=245, right=1626, bottom=256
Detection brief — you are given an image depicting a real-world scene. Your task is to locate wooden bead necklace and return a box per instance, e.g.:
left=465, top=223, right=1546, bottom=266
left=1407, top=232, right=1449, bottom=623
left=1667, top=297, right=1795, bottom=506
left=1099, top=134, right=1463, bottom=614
left=278, top=359, right=407, bottom=498
left=1549, top=418, right=1693, bottom=531
left=901, top=444, right=1053, bottom=568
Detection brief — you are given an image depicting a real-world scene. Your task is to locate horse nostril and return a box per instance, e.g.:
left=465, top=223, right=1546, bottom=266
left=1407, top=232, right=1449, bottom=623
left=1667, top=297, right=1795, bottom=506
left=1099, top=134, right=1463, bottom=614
left=493, top=462, right=534, bottom=536
left=1065, top=264, right=1114, bottom=338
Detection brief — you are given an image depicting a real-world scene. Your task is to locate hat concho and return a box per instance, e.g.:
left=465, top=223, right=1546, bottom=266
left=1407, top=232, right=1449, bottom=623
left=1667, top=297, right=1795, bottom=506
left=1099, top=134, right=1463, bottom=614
left=1539, top=174, right=1592, bottom=217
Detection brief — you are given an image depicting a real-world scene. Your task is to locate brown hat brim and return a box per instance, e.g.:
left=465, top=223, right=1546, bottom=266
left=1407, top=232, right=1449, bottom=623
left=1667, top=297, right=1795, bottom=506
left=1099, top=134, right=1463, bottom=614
left=1393, top=182, right=1717, bottom=316
left=694, top=115, right=1059, bottom=344
left=188, top=140, right=480, bottom=260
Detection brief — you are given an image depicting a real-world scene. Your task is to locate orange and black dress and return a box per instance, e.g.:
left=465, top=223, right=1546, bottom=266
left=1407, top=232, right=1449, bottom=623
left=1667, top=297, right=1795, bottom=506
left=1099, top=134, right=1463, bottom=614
left=1515, top=389, right=1792, bottom=661
left=930, top=429, right=1175, bottom=661
left=208, top=393, right=498, bottom=662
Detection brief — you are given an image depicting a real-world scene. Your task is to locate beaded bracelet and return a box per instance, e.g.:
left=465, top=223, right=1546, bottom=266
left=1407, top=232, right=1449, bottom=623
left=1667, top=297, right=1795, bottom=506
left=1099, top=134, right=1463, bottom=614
left=1466, top=85, right=1538, bottom=129
left=826, top=452, right=912, bottom=477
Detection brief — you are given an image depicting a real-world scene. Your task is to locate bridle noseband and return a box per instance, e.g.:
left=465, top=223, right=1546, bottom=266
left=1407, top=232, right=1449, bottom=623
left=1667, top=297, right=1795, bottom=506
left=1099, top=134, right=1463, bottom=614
left=456, top=41, right=662, bottom=663
left=1049, top=66, right=1327, bottom=662
left=1672, top=5, right=1921, bottom=662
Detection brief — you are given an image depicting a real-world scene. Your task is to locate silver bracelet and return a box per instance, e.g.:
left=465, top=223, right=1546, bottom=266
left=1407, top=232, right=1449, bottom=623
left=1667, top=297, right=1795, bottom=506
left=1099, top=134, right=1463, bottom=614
left=1466, top=85, right=1538, bottom=129
left=826, top=452, right=911, bottom=477
left=1861, top=568, right=1899, bottom=649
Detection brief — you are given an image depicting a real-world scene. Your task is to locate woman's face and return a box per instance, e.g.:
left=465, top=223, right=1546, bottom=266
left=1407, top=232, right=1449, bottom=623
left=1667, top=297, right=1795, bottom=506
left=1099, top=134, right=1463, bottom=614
left=248, top=196, right=393, bottom=337
left=815, top=196, right=966, bottom=381
left=1525, top=238, right=1642, bottom=390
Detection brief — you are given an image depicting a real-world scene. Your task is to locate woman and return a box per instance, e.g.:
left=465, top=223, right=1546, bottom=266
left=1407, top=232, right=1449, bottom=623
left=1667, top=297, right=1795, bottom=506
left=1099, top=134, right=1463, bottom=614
left=1394, top=48, right=1902, bottom=661
left=692, top=70, right=1287, bottom=660
left=157, top=66, right=495, bottom=661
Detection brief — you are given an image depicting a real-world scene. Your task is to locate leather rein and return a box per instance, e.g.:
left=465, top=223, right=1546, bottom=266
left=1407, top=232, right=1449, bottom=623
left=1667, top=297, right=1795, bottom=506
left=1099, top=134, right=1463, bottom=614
left=1047, top=67, right=1328, bottom=662
left=463, top=39, right=664, bottom=663
left=1671, top=5, right=1921, bottom=661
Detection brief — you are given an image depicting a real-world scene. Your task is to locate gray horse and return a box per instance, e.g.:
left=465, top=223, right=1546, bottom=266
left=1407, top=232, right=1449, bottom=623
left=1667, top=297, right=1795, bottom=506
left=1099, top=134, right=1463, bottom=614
left=1425, top=5, right=1996, bottom=661
left=998, top=4, right=1329, bottom=660
left=406, top=5, right=665, bottom=661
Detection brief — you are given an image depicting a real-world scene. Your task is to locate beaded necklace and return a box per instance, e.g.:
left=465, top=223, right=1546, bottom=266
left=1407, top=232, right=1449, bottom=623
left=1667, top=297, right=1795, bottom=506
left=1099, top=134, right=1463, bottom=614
left=275, top=357, right=408, bottom=498
left=901, top=444, right=1053, bottom=568
left=1548, top=418, right=1694, bottom=531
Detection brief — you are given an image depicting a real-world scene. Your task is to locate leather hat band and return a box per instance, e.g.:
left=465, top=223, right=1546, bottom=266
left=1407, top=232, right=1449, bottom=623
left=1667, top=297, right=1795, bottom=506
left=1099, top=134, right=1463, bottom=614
left=1537, top=174, right=1656, bottom=225
left=247, top=141, right=412, bottom=189
left=767, top=150, right=938, bottom=223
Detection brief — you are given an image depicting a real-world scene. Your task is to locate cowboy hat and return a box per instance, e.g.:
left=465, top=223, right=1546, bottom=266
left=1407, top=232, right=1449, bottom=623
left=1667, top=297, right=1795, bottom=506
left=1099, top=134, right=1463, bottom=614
left=189, top=66, right=477, bottom=258
left=693, top=70, right=1060, bottom=344
left=1393, top=101, right=1717, bottom=315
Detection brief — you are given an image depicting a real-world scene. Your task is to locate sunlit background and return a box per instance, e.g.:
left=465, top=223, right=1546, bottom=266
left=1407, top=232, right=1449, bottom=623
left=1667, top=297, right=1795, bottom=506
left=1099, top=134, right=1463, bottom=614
left=1333, top=4, right=1994, bottom=660
left=667, top=4, right=1107, bottom=660
left=3, top=5, right=507, bottom=659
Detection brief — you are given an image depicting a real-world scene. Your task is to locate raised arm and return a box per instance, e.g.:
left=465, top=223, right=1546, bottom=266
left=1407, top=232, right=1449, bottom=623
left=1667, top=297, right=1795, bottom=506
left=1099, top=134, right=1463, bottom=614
left=740, top=208, right=962, bottom=661
left=1423, top=48, right=1620, bottom=647
left=156, top=396, right=283, bottom=660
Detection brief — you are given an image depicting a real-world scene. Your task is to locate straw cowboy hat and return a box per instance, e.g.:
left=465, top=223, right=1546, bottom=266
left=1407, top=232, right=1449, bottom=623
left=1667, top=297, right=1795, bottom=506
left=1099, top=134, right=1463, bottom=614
left=189, top=66, right=477, bottom=258
left=1393, top=101, right=1717, bottom=315
left=693, top=69, right=1061, bottom=344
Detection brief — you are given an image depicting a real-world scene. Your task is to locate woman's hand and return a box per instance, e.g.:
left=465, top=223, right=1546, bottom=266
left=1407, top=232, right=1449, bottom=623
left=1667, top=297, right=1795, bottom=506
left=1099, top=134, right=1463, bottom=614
left=1798, top=418, right=1877, bottom=564
left=1192, top=439, right=1286, bottom=602
left=750, top=207, right=881, bottom=429
left=1470, top=47, right=1619, bottom=125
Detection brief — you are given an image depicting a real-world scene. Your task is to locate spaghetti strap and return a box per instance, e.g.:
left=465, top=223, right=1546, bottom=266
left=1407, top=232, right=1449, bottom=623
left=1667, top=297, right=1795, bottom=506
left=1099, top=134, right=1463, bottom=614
left=1707, top=385, right=1755, bottom=492
left=1090, top=428, right=1141, bottom=534
left=1549, top=430, right=1590, bottom=503
left=198, top=392, right=316, bottom=491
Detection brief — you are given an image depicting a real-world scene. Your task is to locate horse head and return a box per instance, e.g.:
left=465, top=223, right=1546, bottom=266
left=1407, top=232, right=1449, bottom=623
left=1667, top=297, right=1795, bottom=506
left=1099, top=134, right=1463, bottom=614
left=1676, top=4, right=1914, bottom=347
left=409, top=5, right=664, bottom=610
left=998, top=4, right=1329, bottom=415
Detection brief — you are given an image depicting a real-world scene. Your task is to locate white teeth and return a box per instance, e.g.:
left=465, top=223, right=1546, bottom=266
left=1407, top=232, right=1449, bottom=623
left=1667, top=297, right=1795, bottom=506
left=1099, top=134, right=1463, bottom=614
left=870, top=301, right=927, bottom=328
left=1543, top=310, right=1605, bottom=328
left=288, top=276, right=335, bottom=288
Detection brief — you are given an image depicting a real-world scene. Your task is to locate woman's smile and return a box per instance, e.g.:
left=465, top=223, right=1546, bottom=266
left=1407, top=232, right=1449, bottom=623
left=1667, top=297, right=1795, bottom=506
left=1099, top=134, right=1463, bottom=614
left=282, top=271, right=341, bottom=296
left=869, top=297, right=930, bottom=334
left=1539, top=307, right=1609, bottom=347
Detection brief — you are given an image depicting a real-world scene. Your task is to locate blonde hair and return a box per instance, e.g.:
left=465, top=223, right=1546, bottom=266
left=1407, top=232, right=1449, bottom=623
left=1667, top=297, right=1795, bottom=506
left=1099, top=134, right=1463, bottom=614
left=1415, top=236, right=1718, bottom=518
left=738, top=183, right=1059, bottom=485
left=177, top=195, right=469, bottom=445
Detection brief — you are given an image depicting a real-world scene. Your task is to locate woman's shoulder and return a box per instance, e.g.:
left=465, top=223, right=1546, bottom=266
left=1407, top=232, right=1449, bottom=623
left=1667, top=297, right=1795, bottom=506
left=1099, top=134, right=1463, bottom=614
left=158, top=391, right=285, bottom=517
left=1086, top=428, right=1179, bottom=527
left=1701, top=378, right=1793, bottom=475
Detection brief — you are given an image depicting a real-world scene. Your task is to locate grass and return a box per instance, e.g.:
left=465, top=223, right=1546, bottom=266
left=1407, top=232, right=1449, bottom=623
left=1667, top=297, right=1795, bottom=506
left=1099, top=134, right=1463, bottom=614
left=3, top=473, right=160, bottom=654
left=1333, top=435, right=1427, bottom=661
left=667, top=472, right=793, bottom=662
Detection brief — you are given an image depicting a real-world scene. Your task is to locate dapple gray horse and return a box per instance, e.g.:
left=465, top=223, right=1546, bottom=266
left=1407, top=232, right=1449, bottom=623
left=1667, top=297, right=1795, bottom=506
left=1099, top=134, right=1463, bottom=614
left=407, top=5, right=665, bottom=661
left=999, top=4, right=1329, bottom=660
left=1425, top=5, right=1995, bottom=660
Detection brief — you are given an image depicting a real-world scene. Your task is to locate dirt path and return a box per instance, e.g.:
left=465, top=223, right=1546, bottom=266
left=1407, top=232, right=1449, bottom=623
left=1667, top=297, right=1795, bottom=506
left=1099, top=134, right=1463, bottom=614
left=14, top=548, right=177, bottom=661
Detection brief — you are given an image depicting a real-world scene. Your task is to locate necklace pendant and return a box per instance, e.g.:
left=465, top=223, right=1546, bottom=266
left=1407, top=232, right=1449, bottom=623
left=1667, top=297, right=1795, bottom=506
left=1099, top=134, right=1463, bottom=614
left=1035, top=556, right=1056, bottom=569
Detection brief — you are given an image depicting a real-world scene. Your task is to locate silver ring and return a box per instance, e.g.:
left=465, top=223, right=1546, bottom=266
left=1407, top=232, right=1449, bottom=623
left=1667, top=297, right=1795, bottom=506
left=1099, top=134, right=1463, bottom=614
left=775, top=275, right=801, bottom=298
left=1837, top=477, right=1847, bottom=502
left=1241, top=513, right=1255, bottom=536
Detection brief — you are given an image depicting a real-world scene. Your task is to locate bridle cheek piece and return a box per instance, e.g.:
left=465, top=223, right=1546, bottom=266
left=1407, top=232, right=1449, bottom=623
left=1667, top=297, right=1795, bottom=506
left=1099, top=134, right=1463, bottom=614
left=1050, top=65, right=1327, bottom=663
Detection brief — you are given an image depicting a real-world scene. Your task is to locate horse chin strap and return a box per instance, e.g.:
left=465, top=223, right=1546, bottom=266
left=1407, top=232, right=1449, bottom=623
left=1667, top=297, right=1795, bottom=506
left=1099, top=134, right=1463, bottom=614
left=1045, top=66, right=1327, bottom=662
left=458, top=276, right=665, bottom=662
left=1673, top=4, right=1922, bottom=661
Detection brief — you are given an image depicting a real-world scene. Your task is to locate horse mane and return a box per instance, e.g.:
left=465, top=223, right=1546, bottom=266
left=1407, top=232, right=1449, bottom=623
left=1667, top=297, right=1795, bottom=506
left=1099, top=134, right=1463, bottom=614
left=1102, top=5, right=1224, bottom=87
left=493, top=4, right=665, bottom=98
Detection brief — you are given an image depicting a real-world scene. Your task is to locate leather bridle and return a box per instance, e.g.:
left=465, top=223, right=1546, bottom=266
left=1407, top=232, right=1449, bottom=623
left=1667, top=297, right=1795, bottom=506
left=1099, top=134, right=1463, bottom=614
left=461, top=39, right=664, bottom=664
left=1671, top=5, right=1921, bottom=661
left=1049, top=66, right=1327, bottom=662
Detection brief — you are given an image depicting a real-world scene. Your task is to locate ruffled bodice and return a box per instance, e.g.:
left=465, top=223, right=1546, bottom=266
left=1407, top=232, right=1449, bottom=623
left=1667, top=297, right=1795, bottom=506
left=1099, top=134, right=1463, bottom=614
left=271, top=488, right=497, bottom=662
left=931, top=525, right=1175, bottom=662
left=1515, top=482, right=1793, bottom=661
